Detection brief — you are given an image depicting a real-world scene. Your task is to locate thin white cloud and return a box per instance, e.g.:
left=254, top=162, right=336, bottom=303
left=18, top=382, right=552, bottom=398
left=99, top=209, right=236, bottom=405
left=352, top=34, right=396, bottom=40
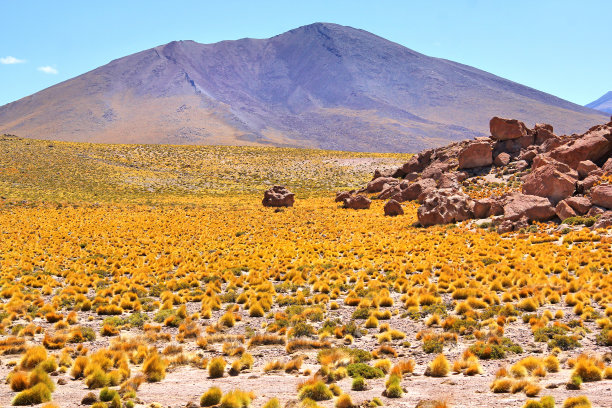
left=1, top=56, right=26, bottom=64
left=38, top=66, right=58, bottom=74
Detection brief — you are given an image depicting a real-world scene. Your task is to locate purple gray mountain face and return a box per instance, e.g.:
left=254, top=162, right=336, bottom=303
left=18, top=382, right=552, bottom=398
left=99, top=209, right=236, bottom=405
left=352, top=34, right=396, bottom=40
left=586, top=91, right=612, bottom=114
left=0, top=23, right=607, bottom=152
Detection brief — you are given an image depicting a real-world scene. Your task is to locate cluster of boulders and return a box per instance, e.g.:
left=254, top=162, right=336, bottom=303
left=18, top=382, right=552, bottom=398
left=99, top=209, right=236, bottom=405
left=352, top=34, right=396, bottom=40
left=338, top=116, right=612, bottom=231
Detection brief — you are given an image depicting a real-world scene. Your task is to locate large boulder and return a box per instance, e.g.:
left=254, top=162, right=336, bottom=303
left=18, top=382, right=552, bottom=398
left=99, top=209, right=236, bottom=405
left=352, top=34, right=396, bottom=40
left=458, top=141, right=493, bottom=169
left=591, top=184, right=612, bottom=209
left=384, top=199, right=404, bottom=216
left=262, top=186, right=295, bottom=207
left=522, top=165, right=576, bottom=204
left=577, top=174, right=601, bottom=193
left=577, top=160, right=598, bottom=179
left=555, top=200, right=577, bottom=221
left=549, top=125, right=612, bottom=169
left=534, top=124, right=556, bottom=145
left=490, top=117, right=529, bottom=141
left=494, top=152, right=511, bottom=167
left=603, top=158, right=612, bottom=173
left=502, top=193, right=556, bottom=222
left=472, top=198, right=504, bottom=219
left=417, top=189, right=474, bottom=226
left=343, top=194, right=371, bottom=210
left=366, top=177, right=398, bottom=193
left=564, top=196, right=592, bottom=215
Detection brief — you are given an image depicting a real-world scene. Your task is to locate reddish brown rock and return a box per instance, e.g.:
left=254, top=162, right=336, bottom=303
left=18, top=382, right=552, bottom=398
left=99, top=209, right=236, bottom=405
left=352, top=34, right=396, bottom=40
left=366, top=177, right=398, bottom=193
left=549, top=125, right=612, bottom=169
left=591, top=184, right=612, bottom=209
left=335, top=191, right=353, bottom=203
left=603, top=158, right=612, bottom=173
left=384, top=199, right=404, bottom=216
left=577, top=174, right=601, bottom=193
left=540, top=136, right=564, bottom=153
left=534, top=124, right=556, bottom=145
left=564, top=196, right=592, bottom=215
left=343, top=194, right=371, bottom=210
left=372, top=169, right=395, bottom=180
left=518, top=148, right=538, bottom=164
left=555, top=200, right=577, bottom=221
left=458, top=141, right=493, bottom=169
left=437, top=173, right=460, bottom=189
left=401, top=149, right=433, bottom=174
left=490, top=117, right=529, bottom=141
left=531, top=155, right=574, bottom=174
left=493, top=139, right=522, bottom=158
left=503, top=193, right=555, bottom=222
left=376, top=184, right=401, bottom=200
left=262, top=185, right=295, bottom=207
left=494, top=152, right=511, bottom=167
left=577, top=160, right=598, bottom=179
left=592, top=211, right=612, bottom=229
left=404, top=172, right=419, bottom=182
left=588, top=206, right=606, bottom=216
left=521, top=165, right=576, bottom=204
left=518, top=134, right=536, bottom=149
left=393, top=178, right=437, bottom=202
left=417, top=189, right=474, bottom=226
left=472, top=198, right=504, bottom=219
left=421, top=161, right=456, bottom=180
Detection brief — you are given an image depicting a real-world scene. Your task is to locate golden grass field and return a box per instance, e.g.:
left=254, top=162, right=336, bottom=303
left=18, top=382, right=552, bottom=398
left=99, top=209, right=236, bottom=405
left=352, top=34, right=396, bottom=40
left=0, top=136, right=610, bottom=408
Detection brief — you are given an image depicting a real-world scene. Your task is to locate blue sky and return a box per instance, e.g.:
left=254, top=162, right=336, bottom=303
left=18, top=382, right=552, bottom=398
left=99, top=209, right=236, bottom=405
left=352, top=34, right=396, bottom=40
left=0, top=0, right=610, bottom=107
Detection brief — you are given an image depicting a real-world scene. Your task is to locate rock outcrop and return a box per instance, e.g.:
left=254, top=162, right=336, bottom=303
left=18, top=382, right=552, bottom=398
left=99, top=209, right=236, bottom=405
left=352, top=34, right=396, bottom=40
left=502, top=193, right=556, bottom=222
left=351, top=116, right=612, bottom=228
left=521, top=165, right=576, bottom=204
left=263, top=185, right=295, bottom=207
left=490, top=117, right=529, bottom=141
left=458, top=141, right=492, bottom=169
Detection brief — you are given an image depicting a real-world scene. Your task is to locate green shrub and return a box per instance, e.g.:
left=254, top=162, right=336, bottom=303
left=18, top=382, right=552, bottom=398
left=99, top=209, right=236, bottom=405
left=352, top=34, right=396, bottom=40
left=385, top=374, right=403, bottom=398
left=351, top=376, right=366, bottom=391
left=548, top=335, right=580, bottom=350
left=291, top=321, right=315, bottom=338
left=99, top=387, right=119, bottom=402
left=346, top=363, right=384, bottom=379
left=422, top=338, right=443, bottom=354
left=352, top=308, right=370, bottom=319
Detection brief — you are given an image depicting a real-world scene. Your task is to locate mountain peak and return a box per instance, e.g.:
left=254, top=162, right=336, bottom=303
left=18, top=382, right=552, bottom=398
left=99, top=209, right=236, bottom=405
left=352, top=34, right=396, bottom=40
left=0, top=24, right=607, bottom=152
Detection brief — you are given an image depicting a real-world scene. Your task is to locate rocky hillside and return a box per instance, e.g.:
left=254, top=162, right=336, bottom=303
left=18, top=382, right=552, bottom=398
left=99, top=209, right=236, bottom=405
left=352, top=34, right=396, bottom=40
left=0, top=23, right=607, bottom=152
left=340, top=116, right=612, bottom=231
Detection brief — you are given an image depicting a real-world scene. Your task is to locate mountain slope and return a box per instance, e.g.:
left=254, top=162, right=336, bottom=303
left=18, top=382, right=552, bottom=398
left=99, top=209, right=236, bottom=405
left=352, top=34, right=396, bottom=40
left=586, top=91, right=612, bottom=114
left=0, top=23, right=607, bottom=152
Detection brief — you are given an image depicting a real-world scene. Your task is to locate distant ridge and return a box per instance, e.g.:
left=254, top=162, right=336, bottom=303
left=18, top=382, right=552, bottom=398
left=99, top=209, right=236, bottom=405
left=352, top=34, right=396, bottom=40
left=586, top=91, right=612, bottom=114
left=0, top=23, right=607, bottom=152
